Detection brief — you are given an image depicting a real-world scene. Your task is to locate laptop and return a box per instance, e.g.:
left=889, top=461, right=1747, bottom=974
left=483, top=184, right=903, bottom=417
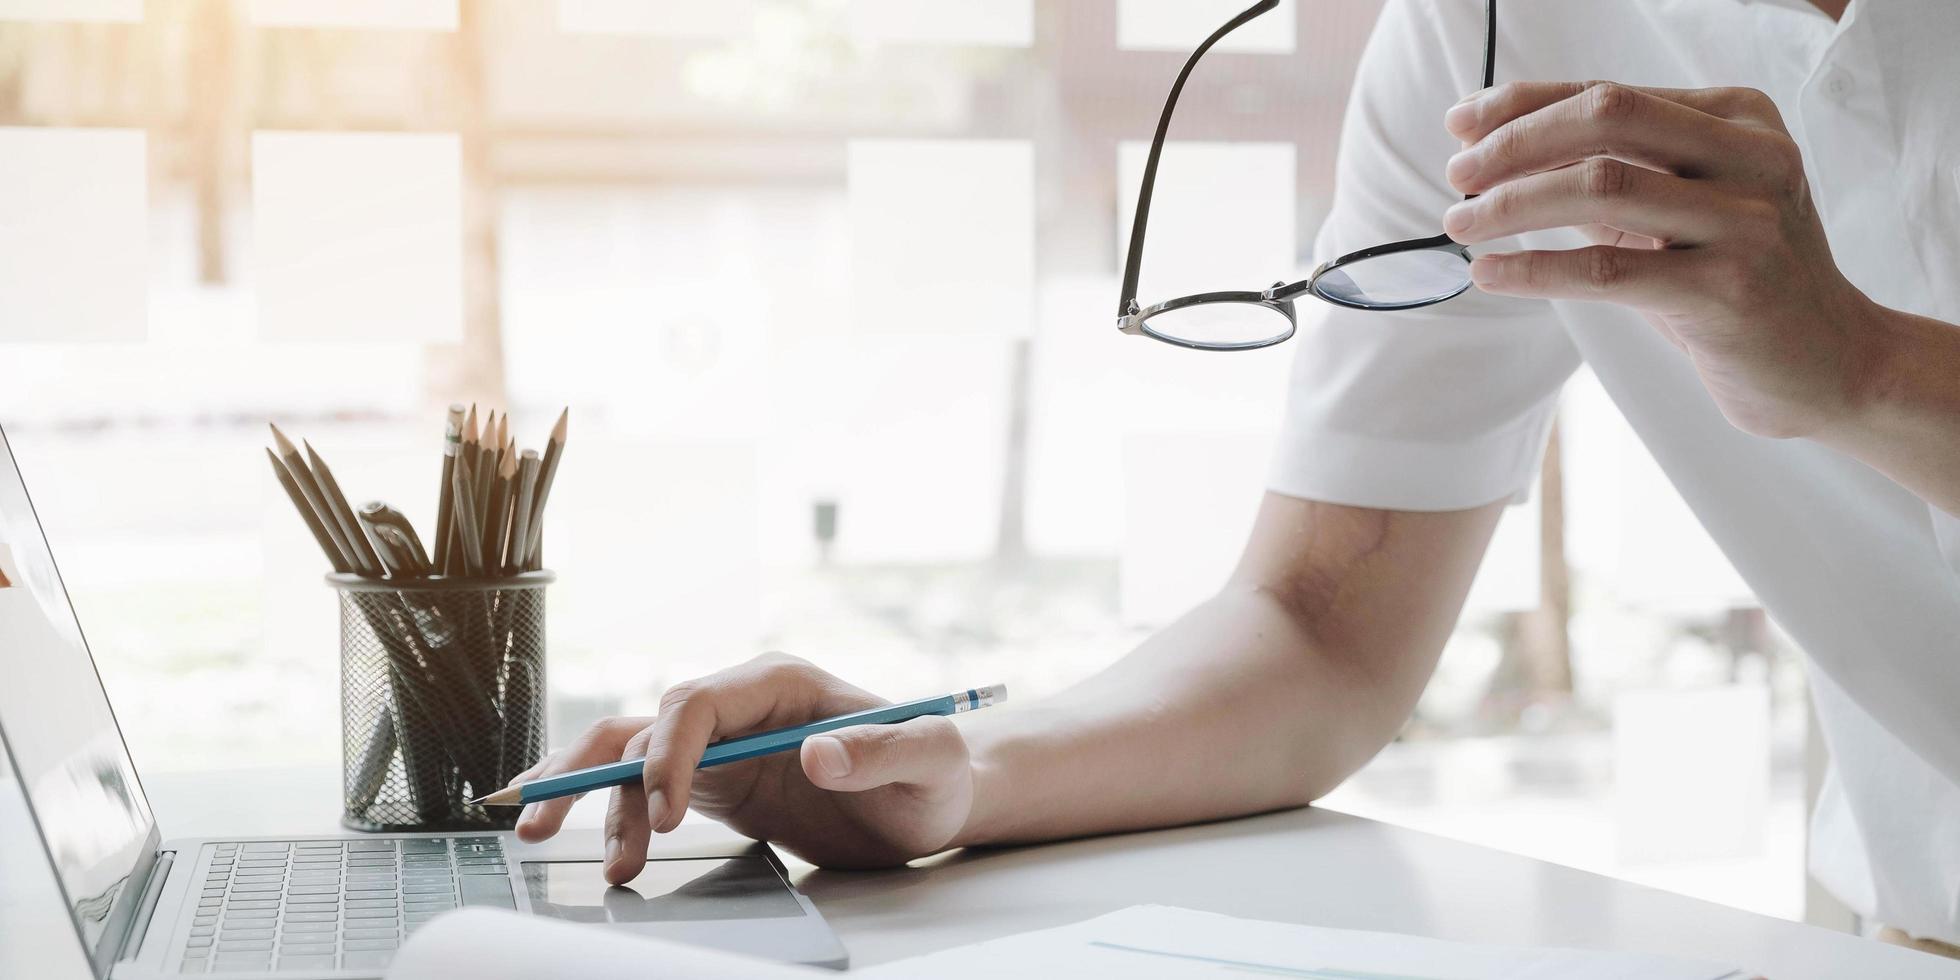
left=0, top=424, right=848, bottom=977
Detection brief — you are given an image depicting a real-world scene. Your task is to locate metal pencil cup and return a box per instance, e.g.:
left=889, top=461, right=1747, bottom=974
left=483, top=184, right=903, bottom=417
left=332, top=571, right=553, bottom=832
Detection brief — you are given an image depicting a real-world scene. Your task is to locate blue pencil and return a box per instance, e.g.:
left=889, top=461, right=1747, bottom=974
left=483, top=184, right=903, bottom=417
left=471, top=685, right=1006, bottom=807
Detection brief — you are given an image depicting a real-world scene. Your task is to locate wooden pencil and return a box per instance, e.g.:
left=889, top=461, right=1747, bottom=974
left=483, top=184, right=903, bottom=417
left=508, top=450, right=540, bottom=575
left=433, top=404, right=464, bottom=575
left=266, top=447, right=352, bottom=574
left=483, top=447, right=517, bottom=574
left=448, top=406, right=481, bottom=576
left=473, top=412, right=497, bottom=567
left=493, top=413, right=510, bottom=477
left=522, top=408, right=568, bottom=570
left=305, top=440, right=384, bottom=578
left=270, top=425, right=363, bottom=575
left=449, top=455, right=485, bottom=578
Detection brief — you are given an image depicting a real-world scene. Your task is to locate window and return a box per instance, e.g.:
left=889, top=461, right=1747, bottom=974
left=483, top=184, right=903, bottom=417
left=0, top=0, right=1808, bottom=922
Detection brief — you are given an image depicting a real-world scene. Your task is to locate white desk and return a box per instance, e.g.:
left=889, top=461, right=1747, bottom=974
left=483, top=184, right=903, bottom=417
left=11, top=766, right=1959, bottom=978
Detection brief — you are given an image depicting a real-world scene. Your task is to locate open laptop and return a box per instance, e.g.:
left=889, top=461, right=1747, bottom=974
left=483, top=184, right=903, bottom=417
left=0, top=423, right=848, bottom=977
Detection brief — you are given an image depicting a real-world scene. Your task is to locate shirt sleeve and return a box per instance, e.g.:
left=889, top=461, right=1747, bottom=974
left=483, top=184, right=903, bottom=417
left=1268, top=0, right=1581, bottom=512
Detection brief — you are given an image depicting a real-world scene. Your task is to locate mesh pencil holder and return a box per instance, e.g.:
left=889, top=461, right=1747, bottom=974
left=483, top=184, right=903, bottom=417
left=332, top=571, right=553, bottom=832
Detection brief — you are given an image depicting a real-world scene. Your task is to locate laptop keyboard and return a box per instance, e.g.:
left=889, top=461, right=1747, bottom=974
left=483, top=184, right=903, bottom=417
left=178, top=836, right=514, bottom=974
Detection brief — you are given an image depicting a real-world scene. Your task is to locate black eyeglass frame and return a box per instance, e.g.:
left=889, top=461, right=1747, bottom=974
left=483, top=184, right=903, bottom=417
left=1116, top=0, right=1498, bottom=351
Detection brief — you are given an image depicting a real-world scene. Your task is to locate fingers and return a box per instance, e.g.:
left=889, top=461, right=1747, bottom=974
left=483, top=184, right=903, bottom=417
left=799, top=715, right=969, bottom=795
left=512, top=715, right=653, bottom=843
left=1469, top=245, right=1704, bottom=311
left=635, top=654, right=880, bottom=839
left=602, top=726, right=657, bottom=884
left=1443, top=158, right=1727, bottom=246
left=1445, top=83, right=1769, bottom=195
left=1446, top=80, right=1783, bottom=144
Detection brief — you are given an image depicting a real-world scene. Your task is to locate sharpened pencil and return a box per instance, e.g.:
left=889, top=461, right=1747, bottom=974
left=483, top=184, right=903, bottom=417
left=267, top=448, right=353, bottom=574
left=306, top=440, right=384, bottom=577
left=448, top=406, right=481, bottom=576
left=434, top=404, right=464, bottom=575
left=270, top=425, right=363, bottom=575
left=522, top=408, right=567, bottom=571
left=508, top=450, right=540, bottom=575
left=473, top=412, right=497, bottom=569
left=483, top=448, right=517, bottom=573
left=449, top=454, right=486, bottom=578
left=471, top=685, right=1007, bottom=807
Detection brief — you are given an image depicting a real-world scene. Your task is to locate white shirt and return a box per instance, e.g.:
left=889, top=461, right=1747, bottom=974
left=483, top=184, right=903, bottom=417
left=1271, top=0, right=1960, bottom=941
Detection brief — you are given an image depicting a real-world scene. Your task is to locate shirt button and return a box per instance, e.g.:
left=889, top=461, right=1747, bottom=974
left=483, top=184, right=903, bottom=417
left=1822, top=67, right=1853, bottom=101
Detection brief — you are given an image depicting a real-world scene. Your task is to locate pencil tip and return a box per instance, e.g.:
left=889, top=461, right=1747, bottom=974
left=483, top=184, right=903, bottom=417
left=552, top=407, right=568, bottom=440
left=268, top=424, right=297, bottom=457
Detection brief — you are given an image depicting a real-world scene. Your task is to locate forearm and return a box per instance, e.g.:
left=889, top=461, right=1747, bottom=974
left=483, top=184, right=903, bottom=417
left=1826, top=300, right=1960, bottom=517
left=953, top=496, right=1502, bottom=848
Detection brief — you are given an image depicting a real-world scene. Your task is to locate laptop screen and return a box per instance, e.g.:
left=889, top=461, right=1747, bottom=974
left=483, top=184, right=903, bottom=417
left=0, top=427, right=155, bottom=971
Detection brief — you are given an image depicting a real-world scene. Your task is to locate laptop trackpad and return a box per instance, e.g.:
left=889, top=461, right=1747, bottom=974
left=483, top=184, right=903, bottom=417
left=521, top=857, right=805, bottom=924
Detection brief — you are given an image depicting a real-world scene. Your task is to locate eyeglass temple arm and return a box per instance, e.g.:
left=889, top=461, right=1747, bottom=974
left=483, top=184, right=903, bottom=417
left=1264, top=0, right=1495, bottom=306
left=1117, top=0, right=1280, bottom=320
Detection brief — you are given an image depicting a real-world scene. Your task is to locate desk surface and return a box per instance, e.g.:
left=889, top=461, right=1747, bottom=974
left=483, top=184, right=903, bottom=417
left=10, top=765, right=1958, bottom=978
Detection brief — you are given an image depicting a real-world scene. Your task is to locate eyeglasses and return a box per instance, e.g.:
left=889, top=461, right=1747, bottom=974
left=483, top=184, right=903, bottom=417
left=1116, top=0, right=1498, bottom=351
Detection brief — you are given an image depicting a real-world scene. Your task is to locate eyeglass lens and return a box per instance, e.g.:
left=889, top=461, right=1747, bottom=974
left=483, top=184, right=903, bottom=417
left=1141, top=300, right=1291, bottom=348
left=1310, top=248, right=1474, bottom=310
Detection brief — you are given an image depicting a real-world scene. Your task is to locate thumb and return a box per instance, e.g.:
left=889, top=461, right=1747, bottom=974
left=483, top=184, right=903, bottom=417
left=799, top=716, right=967, bottom=794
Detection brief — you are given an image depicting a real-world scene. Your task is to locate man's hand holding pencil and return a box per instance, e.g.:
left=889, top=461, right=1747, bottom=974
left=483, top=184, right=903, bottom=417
left=509, top=654, right=993, bottom=879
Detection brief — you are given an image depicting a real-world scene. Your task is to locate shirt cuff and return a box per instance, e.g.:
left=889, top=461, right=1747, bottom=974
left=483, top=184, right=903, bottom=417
left=1266, top=400, right=1558, bottom=512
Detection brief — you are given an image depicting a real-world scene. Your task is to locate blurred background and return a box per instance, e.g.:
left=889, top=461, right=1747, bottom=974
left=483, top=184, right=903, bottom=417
left=0, top=0, right=1820, bottom=925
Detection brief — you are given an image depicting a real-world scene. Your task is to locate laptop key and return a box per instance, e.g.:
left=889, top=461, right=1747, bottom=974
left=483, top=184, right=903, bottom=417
left=276, top=954, right=337, bottom=970
left=343, top=950, right=394, bottom=969
left=186, top=936, right=213, bottom=948
left=217, top=940, right=273, bottom=952
left=344, top=927, right=399, bottom=940
left=346, top=907, right=399, bottom=919
left=283, top=911, right=338, bottom=922
left=282, top=921, right=337, bottom=933
left=223, top=908, right=277, bottom=919
left=459, top=875, right=515, bottom=909
left=343, top=937, right=399, bottom=951
left=346, top=899, right=398, bottom=910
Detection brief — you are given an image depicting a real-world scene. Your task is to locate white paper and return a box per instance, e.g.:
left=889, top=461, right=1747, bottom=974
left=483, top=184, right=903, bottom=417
left=390, top=905, right=1744, bottom=980
left=386, top=909, right=820, bottom=980
left=856, top=906, right=1744, bottom=980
